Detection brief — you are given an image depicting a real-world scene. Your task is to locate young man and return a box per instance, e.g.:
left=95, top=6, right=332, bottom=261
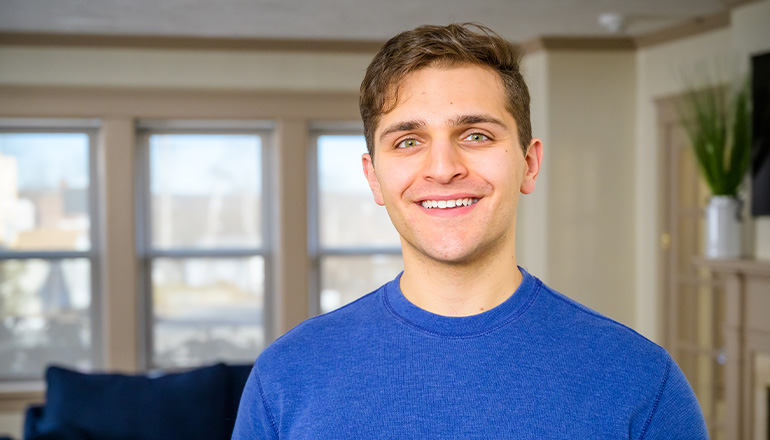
left=233, top=24, right=708, bottom=439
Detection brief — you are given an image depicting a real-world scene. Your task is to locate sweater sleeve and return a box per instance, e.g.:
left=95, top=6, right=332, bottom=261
left=638, top=357, right=709, bottom=440
left=231, top=366, right=279, bottom=440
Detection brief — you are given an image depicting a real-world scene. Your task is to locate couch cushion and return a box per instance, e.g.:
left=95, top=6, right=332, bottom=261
left=224, top=364, right=253, bottom=434
left=24, top=404, right=45, bottom=439
left=28, top=425, right=90, bottom=440
left=38, top=363, right=230, bottom=440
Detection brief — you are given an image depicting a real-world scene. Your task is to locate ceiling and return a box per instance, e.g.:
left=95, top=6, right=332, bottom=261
left=0, top=0, right=731, bottom=44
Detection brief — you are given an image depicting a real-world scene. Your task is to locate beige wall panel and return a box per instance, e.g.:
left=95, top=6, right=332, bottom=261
left=271, top=119, right=311, bottom=334
left=98, top=118, right=139, bottom=372
left=0, top=47, right=374, bottom=91
left=0, top=412, right=23, bottom=439
left=544, top=50, right=637, bottom=326
left=517, top=51, right=550, bottom=281
left=731, top=0, right=770, bottom=61
left=0, top=87, right=360, bottom=120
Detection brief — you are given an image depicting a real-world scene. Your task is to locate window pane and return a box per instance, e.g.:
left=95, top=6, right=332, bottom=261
left=0, top=258, right=91, bottom=378
left=149, top=134, right=262, bottom=249
left=152, top=257, right=264, bottom=368
left=320, top=254, right=403, bottom=314
left=0, top=133, right=91, bottom=251
left=318, top=135, right=400, bottom=248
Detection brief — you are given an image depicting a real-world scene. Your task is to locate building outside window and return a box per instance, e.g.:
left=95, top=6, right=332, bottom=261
left=137, top=122, right=271, bottom=369
left=310, top=127, right=403, bottom=315
left=0, top=120, right=99, bottom=380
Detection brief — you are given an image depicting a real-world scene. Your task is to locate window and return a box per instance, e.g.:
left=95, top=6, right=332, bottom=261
left=310, top=127, right=403, bottom=315
left=0, top=120, right=99, bottom=380
left=137, top=122, right=271, bottom=369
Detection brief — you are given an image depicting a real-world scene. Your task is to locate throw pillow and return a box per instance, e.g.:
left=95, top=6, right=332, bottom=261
left=38, top=363, right=230, bottom=440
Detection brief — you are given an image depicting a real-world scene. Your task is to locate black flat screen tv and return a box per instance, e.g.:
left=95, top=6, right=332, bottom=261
left=752, top=51, right=770, bottom=216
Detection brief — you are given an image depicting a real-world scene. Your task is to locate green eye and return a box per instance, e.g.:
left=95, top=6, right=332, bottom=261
left=465, top=133, right=489, bottom=142
left=397, top=138, right=420, bottom=148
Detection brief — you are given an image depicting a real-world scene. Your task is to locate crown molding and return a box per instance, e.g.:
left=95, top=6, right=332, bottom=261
left=0, top=85, right=361, bottom=120
left=520, top=9, right=732, bottom=55
left=633, top=11, right=730, bottom=48
left=719, top=0, right=759, bottom=7
left=519, top=36, right=635, bottom=55
left=0, top=32, right=384, bottom=53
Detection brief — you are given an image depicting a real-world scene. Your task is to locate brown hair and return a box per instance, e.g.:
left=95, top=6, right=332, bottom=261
left=359, top=23, right=531, bottom=159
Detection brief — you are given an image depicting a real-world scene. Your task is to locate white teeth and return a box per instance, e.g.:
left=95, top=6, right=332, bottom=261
left=420, top=198, right=478, bottom=209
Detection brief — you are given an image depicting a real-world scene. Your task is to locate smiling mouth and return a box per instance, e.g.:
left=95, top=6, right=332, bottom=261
left=420, top=198, right=479, bottom=209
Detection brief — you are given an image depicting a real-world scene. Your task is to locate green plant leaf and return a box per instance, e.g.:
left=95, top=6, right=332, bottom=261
left=678, top=77, right=751, bottom=197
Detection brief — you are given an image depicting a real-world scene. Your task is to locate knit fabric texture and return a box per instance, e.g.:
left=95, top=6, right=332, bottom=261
left=232, top=268, right=708, bottom=439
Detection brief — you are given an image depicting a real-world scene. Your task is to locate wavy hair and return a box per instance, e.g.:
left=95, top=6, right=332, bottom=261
left=359, top=23, right=531, bottom=159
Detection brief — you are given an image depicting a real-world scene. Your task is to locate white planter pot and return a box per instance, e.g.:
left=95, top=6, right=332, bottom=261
left=705, top=196, right=742, bottom=259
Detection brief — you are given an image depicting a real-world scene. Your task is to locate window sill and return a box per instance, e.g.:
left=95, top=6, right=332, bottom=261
left=0, top=382, right=44, bottom=412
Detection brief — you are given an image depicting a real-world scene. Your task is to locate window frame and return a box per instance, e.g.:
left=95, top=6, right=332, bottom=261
left=0, top=118, right=103, bottom=381
left=135, top=120, right=275, bottom=370
left=0, top=85, right=363, bottom=415
left=307, top=123, right=402, bottom=316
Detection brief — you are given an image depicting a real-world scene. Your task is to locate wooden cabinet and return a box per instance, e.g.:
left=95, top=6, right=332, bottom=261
left=696, top=259, right=770, bottom=440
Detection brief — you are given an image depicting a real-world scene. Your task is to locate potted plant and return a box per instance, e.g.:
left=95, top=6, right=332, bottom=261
left=681, top=79, right=752, bottom=258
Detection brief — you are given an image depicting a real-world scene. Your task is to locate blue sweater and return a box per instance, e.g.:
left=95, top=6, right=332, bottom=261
left=233, top=269, right=708, bottom=439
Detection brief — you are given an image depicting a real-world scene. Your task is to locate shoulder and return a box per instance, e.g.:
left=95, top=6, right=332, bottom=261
left=523, top=277, right=675, bottom=400
left=528, top=279, right=708, bottom=436
left=638, top=358, right=708, bottom=438
left=256, top=284, right=385, bottom=375
left=533, top=279, right=669, bottom=361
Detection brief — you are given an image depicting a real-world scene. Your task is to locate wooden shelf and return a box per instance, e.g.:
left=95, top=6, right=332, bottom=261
left=694, top=258, right=770, bottom=276
left=696, top=258, right=770, bottom=439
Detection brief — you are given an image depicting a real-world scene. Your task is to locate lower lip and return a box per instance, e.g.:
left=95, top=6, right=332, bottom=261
left=418, top=201, right=478, bottom=217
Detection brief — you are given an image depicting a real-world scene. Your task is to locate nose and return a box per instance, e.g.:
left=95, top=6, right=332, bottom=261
left=422, top=139, right=468, bottom=184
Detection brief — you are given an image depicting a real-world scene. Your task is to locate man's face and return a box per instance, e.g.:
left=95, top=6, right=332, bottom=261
left=362, top=65, right=541, bottom=266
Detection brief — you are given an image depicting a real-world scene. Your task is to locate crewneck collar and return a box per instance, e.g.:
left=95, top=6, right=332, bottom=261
left=383, top=266, right=539, bottom=338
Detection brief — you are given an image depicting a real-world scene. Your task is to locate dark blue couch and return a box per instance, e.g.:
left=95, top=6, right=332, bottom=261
left=23, top=363, right=253, bottom=440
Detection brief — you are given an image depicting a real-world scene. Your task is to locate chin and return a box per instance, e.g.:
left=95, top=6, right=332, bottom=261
left=422, top=234, right=513, bottom=266
left=421, top=245, right=485, bottom=266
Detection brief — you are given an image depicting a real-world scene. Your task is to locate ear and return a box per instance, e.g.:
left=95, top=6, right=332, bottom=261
left=362, top=153, right=385, bottom=206
left=520, top=138, right=542, bottom=195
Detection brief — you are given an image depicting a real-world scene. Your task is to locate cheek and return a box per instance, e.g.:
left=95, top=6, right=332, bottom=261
left=470, top=153, right=521, bottom=187
left=377, top=162, right=414, bottom=198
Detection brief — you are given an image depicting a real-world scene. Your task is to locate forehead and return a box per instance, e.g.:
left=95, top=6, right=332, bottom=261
left=375, top=65, right=509, bottom=133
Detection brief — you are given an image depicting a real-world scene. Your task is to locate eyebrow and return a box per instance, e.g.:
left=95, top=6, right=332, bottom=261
left=378, top=119, right=426, bottom=143
left=449, top=114, right=508, bottom=130
left=378, top=113, right=509, bottom=144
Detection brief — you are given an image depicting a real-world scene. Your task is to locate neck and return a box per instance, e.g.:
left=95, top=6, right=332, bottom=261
left=399, top=240, right=522, bottom=317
